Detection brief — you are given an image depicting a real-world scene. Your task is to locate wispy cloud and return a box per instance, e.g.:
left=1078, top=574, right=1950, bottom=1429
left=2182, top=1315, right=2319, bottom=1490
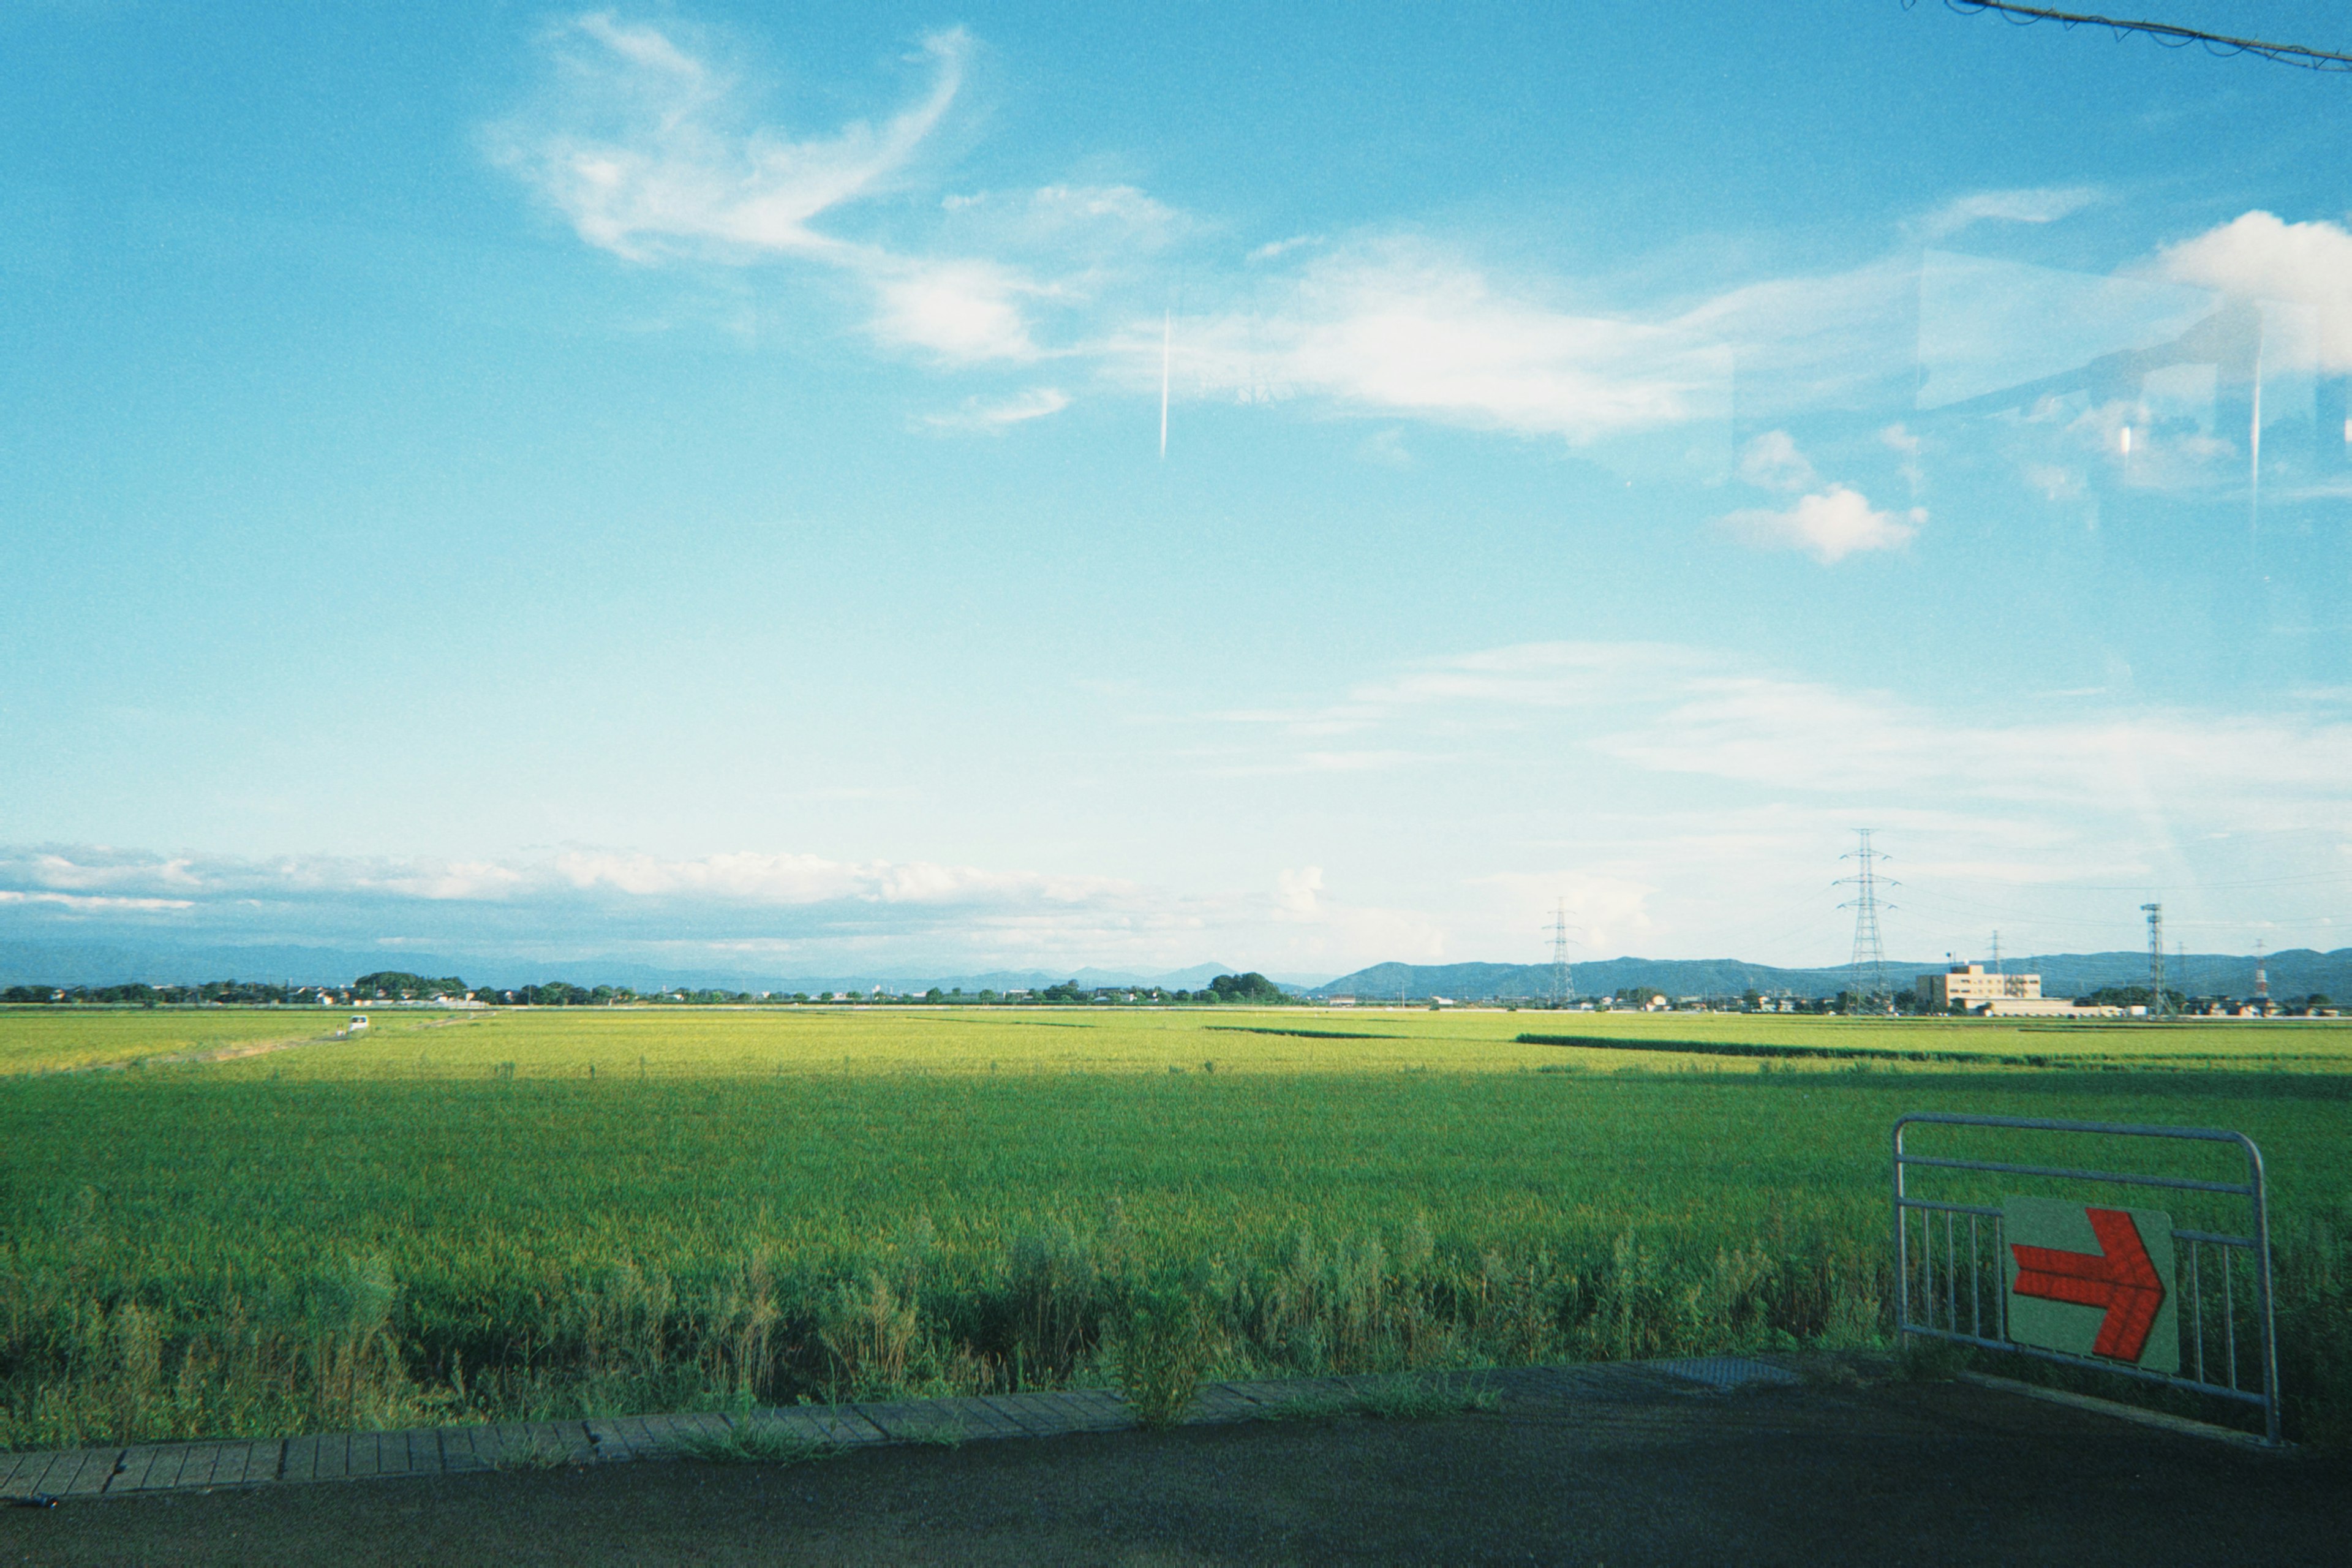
left=920, top=386, right=1070, bottom=432
left=1165, top=239, right=1733, bottom=442
left=0, top=889, right=194, bottom=913
left=1913, top=185, right=2100, bottom=241
left=1350, top=640, right=1709, bottom=710
left=485, top=26, right=2335, bottom=481
left=1736, top=429, right=1817, bottom=492
left=492, top=17, right=1053, bottom=361
left=494, top=17, right=965, bottom=263
left=1214, top=638, right=2352, bottom=829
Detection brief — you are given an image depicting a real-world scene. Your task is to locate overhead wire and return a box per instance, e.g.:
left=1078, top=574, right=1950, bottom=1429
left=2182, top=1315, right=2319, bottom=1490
left=1928, top=0, right=2352, bottom=71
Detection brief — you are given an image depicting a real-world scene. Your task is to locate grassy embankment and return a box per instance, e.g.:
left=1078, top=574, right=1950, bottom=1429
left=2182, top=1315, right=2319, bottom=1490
left=0, top=1006, right=2344, bottom=1449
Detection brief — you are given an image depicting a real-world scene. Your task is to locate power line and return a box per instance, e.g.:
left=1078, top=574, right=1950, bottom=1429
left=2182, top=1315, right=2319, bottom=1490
left=1928, top=869, right=2352, bottom=895
left=1930, top=0, right=2352, bottom=73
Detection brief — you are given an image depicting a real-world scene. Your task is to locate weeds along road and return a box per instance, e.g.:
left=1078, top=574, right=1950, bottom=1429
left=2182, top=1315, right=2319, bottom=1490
left=6, top=1376, right=2344, bottom=1567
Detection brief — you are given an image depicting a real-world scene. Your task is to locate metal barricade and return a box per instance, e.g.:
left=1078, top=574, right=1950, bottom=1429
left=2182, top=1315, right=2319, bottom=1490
left=1892, top=1112, right=2280, bottom=1444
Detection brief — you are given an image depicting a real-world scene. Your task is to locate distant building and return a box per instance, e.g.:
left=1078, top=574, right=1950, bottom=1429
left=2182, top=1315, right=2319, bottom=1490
left=1326, top=995, right=1357, bottom=1008
left=1982, top=998, right=2124, bottom=1018
left=1918, top=963, right=2040, bottom=1010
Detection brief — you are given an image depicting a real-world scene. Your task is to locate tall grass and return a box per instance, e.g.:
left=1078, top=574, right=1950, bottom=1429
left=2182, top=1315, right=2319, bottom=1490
left=0, top=1203, right=1894, bottom=1447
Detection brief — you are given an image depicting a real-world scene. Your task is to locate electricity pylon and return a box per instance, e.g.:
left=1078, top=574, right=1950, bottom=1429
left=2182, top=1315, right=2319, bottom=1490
left=1837, top=829, right=1896, bottom=1013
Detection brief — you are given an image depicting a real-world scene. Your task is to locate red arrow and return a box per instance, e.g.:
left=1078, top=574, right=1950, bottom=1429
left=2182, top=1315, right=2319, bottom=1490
left=2011, top=1207, right=2166, bottom=1362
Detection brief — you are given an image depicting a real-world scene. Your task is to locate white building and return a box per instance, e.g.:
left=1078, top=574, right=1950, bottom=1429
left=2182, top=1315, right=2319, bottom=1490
left=1918, top=963, right=2038, bottom=1010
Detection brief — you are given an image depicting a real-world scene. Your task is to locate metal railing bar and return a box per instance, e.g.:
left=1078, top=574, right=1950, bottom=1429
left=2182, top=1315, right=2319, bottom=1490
left=2223, top=1251, right=2238, bottom=1392
left=1893, top=1113, right=2255, bottom=1145
left=1969, top=1213, right=1981, bottom=1340
left=1945, top=1210, right=1957, bottom=1330
left=1897, top=1325, right=2269, bottom=1407
left=2189, top=1242, right=2205, bottom=1386
left=1895, top=1154, right=2252, bottom=1195
left=1993, top=1215, right=2007, bottom=1341
left=1898, top=1199, right=2002, bottom=1217
left=2173, top=1229, right=2254, bottom=1248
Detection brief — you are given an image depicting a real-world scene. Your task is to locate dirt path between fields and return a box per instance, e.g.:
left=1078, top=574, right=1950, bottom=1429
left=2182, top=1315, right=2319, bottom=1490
left=6, top=1373, right=2342, bottom=1566
left=56, top=1029, right=349, bottom=1076
left=50, top=1011, right=497, bottom=1077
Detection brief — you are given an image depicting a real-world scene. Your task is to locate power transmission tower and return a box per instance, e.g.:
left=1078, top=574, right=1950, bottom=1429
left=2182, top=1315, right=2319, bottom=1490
left=1547, top=900, right=1576, bottom=1009
left=2142, top=903, right=2171, bottom=1017
left=1837, top=829, right=1895, bottom=1013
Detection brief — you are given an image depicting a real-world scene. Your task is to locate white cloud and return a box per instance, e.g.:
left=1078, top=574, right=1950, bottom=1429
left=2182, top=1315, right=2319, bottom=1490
left=0, top=889, right=194, bottom=912
left=1199, top=748, right=1435, bottom=777
left=1276, top=865, right=1323, bottom=914
left=484, top=31, right=2337, bottom=481
left=1264, top=636, right=2352, bottom=835
left=489, top=28, right=2076, bottom=450
left=493, top=18, right=1053, bottom=363
left=1916, top=185, right=2100, bottom=241
left=1023, top=184, right=1182, bottom=242
left=1880, top=423, right=1923, bottom=496
left=1248, top=234, right=1323, bottom=263
left=2160, top=209, right=2352, bottom=372
left=0, top=843, right=1136, bottom=917
left=496, top=18, right=967, bottom=262
left=1351, top=640, right=1708, bottom=710
left=1601, top=672, right=2352, bottom=818
left=1461, top=869, right=1657, bottom=956
left=1164, top=239, right=1733, bottom=442
left=1737, top=429, right=1816, bottom=492
left=1670, top=258, right=1919, bottom=419
left=870, top=258, right=1043, bottom=362
left=921, top=386, right=1071, bottom=432
left=1721, top=486, right=1920, bottom=564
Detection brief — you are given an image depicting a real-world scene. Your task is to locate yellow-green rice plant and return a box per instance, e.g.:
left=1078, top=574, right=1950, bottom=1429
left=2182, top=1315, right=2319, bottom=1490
left=694, top=1248, right=781, bottom=1403
left=1117, top=1283, right=1209, bottom=1428
left=815, top=1270, right=922, bottom=1401
left=1471, top=1245, right=1569, bottom=1365
left=1578, top=1230, right=1671, bottom=1362
left=1001, top=1220, right=1115, bottom=1387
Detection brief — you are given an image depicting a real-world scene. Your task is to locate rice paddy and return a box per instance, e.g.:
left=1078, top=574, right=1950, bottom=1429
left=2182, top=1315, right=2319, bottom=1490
left=2, top=1005, right=2345, bottom=1451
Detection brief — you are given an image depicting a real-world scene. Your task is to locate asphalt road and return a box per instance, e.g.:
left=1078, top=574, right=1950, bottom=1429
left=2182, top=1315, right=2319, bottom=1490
left=5, top=1376, right=2343, bottom=1566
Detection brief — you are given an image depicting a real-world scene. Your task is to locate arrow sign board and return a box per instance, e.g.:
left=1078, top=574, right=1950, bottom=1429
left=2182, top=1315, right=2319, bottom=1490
left=2002, top=1196, right=2179, bottom=1374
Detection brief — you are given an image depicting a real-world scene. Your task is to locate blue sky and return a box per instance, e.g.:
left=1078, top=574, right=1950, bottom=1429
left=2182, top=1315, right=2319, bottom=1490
left=4, top=2, right=2348, bottom=981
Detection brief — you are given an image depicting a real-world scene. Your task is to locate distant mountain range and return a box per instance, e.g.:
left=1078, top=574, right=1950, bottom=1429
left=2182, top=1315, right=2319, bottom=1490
left=1313, top=951, right=2350, bottom=1002
left=5, top=935, right=2341, bottom=1003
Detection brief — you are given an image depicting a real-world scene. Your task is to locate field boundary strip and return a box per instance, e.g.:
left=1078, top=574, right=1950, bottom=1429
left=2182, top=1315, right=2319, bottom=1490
left=1204, top=1026, right=1414, bottom=1041
left=1511, top=1033, right=2342, bottom=1068
left=895, top=1017, right=1102, bottom=1030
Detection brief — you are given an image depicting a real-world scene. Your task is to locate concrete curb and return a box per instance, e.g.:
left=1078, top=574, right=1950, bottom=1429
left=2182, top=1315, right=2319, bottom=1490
left=0, top=1356, right=1806, bottom=1503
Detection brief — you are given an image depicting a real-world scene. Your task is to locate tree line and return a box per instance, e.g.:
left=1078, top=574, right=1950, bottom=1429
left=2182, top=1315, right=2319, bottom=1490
left=1, top=970, right=1302, bottom=1008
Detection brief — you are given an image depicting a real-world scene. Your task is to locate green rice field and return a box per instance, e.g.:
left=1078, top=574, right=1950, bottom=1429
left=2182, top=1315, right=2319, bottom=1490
left=2, top=1005, right=2346, bottom=1450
